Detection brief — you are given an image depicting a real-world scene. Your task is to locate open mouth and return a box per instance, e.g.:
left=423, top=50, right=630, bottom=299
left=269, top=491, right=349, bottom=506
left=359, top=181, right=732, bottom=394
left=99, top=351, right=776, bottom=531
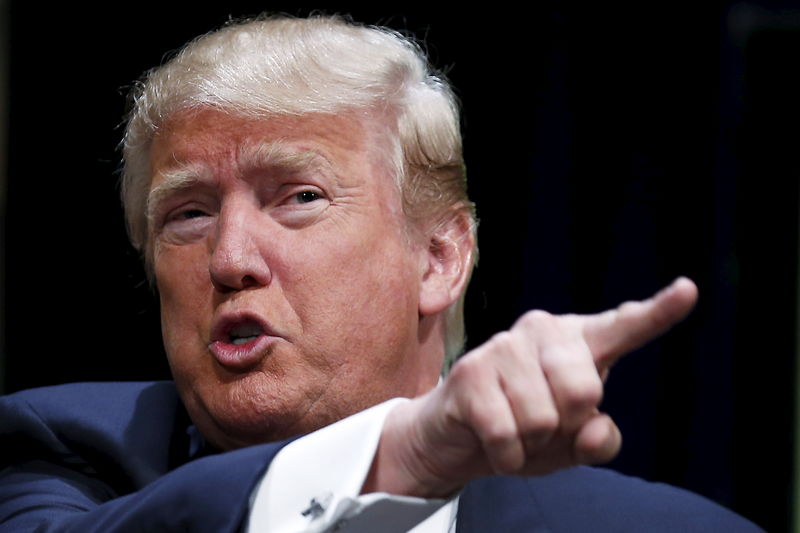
left=211, top=315, right=270, bottom=346
left=228, top=321, right=263, bottom=345
left=209, top=314, right=276, bottom=369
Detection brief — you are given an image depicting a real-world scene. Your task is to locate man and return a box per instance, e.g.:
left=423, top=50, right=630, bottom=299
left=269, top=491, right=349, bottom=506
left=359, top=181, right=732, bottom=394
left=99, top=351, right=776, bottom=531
left=0, top=15, right=761, bottom=532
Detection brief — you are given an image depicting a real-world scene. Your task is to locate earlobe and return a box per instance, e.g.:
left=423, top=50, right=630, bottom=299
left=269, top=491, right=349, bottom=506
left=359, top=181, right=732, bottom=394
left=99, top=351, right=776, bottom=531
left=418, top=209, right=475, bottom=316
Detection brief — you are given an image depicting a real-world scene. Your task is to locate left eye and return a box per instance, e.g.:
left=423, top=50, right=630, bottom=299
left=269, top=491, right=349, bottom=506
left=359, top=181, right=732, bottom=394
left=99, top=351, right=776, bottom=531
left=295, top=191, right=321, bottom=203
left=176, top=209, right=209, bottom=219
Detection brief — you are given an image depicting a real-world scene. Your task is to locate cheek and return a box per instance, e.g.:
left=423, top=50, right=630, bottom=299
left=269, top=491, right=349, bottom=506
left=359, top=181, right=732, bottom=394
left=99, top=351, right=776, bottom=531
left=155, top=244, right=209, bottom=303
left=154, top=246, right=211, bottom=356
left=287, top=225, right=421, bottom=347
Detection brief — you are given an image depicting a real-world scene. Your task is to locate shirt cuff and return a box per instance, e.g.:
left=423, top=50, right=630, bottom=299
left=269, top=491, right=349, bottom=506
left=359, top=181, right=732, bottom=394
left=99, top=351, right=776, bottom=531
left=246, top=398, right=447, bottom=533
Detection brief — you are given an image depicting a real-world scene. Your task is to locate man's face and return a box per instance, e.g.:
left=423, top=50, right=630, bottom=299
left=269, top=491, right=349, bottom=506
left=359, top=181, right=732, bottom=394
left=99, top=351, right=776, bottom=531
left=148, top=109, right=441, bottom=449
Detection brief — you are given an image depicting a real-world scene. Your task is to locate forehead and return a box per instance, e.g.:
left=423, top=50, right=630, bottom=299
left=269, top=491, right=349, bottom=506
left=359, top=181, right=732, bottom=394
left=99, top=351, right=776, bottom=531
left=149, top=108, right=394, bottom=185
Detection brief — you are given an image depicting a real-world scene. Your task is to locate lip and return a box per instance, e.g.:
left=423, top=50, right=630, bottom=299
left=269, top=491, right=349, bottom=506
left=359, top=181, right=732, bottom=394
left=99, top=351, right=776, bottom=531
left=208, top=311, right=281, bottom=370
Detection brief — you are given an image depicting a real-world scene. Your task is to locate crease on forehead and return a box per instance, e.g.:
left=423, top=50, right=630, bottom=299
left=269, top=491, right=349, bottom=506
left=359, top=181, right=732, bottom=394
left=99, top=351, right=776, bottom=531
left=146, top=140, right=331, bottom=224
left=238, top=140, right=328, bottom=177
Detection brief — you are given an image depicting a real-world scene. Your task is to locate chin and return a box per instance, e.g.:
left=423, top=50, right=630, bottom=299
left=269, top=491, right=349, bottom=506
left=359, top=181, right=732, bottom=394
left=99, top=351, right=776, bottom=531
left=185, top=376, right=325, bottom=449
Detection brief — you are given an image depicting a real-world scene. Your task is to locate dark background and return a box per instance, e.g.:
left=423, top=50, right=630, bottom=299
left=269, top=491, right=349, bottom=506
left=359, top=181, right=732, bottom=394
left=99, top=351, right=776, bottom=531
left=3, top=3, right=797, bottom=531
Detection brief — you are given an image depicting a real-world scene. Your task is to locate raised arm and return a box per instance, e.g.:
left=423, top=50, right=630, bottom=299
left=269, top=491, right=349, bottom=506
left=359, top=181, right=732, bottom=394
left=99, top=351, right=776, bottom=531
left=365, top=277, right=698, bottom=497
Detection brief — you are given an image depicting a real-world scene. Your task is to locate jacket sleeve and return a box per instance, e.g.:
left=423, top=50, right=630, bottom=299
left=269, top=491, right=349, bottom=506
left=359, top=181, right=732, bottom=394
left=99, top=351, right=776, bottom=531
left=0, top=444, right=285, bottom=533
left=0, top=382, right=289, bottom=533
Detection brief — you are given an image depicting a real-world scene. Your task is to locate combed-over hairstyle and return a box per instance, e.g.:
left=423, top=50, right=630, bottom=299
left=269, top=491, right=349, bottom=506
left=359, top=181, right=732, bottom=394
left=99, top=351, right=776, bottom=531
left=121, top=14, right=476, bottom=366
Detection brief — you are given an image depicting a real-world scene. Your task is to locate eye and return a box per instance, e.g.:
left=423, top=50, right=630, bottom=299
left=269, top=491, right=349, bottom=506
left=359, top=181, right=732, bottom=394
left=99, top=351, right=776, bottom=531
left=295, top=190, right=321, bottom=204
left=272, top=187, right=328, bottom=228
left=155, top=205, right=214, bottom=244
left=175, top=209, right=209, bottom=220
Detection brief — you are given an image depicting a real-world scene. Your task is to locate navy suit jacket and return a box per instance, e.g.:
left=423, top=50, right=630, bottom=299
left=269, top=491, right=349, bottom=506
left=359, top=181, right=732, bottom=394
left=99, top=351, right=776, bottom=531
left=0, top=382, right=762, bottom=532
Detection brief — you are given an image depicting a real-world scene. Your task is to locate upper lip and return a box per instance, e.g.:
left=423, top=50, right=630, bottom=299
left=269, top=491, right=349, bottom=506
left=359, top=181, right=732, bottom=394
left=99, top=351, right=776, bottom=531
left=210, top=310, right=278, bottom=345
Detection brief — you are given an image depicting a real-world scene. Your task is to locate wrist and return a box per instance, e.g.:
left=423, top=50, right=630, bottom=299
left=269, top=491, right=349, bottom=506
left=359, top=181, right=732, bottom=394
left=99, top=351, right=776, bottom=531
left=361, top=395, right=465, bottom=499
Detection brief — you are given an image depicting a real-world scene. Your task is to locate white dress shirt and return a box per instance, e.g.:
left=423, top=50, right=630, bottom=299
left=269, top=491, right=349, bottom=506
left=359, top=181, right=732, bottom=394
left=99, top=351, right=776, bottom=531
left=247, top=399, right=458, bottom=532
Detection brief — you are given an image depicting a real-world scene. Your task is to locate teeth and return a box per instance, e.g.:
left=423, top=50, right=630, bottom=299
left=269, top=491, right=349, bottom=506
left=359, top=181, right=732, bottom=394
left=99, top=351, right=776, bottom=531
left=231, top=335, right=259, bottom=345
left=228, top=322, right=264, bottom=345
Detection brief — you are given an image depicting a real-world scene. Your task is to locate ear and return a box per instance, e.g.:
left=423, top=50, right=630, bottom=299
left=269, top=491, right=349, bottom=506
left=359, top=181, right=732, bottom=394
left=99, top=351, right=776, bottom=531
left=418, top=208, right=476, bottom=316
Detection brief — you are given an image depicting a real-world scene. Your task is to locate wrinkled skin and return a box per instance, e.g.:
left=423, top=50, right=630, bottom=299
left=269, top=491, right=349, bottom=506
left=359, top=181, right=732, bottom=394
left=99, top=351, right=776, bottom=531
left=149, top=109, right=444, bottom=450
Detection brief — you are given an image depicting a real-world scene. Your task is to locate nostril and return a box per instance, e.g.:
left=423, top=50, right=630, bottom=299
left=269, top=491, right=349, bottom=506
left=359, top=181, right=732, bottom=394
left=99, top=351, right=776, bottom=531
left=211, top=277, right=236, bottom=294
left=211, top=273, right=262, bottom=293
left=240, top=275, right=260, bottom=289
left=209, top=242, right=271, bottom=291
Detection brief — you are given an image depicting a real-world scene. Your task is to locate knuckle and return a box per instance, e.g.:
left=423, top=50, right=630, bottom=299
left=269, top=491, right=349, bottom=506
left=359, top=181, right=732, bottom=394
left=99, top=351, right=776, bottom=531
left=517, top=309, right=554, bottom=329
left=483, top=331, right=517, bottom=355
left=562, top=377, right=604, bottom=411
left=560, top=312, right=580, bottom=324
left=538, top=344, right=572, bottom=366
left=483, top=424, right=518, bottom=449
left=490, top=330, right=515, bottom=348
left=448, top=356, right=480, bottom=383
left=616, top=300, right=642, bottom=316
left=539, top=343, right=592, bottom=373
left=526, top=409, right=559, bottom=434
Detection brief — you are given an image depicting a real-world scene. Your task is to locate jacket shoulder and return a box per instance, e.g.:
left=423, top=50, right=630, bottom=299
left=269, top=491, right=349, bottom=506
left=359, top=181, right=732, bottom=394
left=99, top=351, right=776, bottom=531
left=459, top=466, right=764, bottom=532
left=0, top=382, right=289, bottom=532
left=0, top=381, right=187, bottom=489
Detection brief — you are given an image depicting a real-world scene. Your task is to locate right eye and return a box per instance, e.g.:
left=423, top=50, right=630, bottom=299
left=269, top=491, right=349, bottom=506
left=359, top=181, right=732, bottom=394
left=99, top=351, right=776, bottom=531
left=158, top=206, right=215, bottom=243
left=173, top=209, right=209, bottom=220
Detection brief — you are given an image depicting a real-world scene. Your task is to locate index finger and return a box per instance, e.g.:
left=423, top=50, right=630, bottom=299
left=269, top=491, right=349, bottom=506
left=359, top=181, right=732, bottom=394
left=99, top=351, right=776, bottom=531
left=581, top=277, right=699, bottom=369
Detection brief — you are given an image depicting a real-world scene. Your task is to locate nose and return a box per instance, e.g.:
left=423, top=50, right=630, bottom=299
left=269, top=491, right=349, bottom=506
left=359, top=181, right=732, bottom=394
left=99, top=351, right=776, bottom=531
left=209, top=201, right=271, bottom=293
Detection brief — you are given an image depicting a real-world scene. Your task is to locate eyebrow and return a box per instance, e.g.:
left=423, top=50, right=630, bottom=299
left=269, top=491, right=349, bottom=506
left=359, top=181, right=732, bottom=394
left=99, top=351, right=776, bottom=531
left=146, top=165, right=211, bottom=224
left=146, top=141, right=333, bottom=224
